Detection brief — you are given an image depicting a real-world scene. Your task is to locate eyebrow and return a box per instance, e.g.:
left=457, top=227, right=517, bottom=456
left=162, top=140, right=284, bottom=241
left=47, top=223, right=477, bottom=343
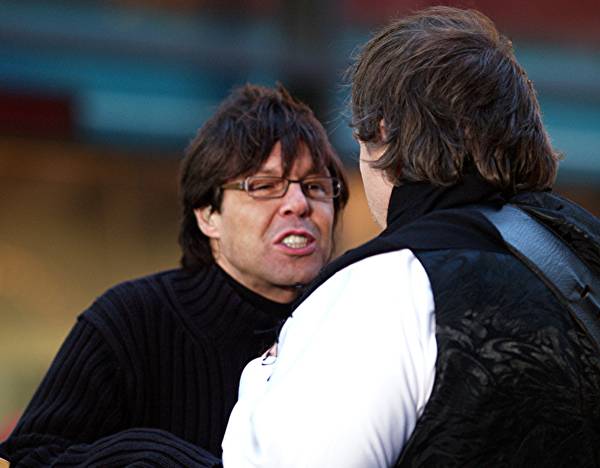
left=255, top=166, right=329, bottom=178
left=253, top=172, right=330, bottom=179
left=255, top=168, right=282, bottom=176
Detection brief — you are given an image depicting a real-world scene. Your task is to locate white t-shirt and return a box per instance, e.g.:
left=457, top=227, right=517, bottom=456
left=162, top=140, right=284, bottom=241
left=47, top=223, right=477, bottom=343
left=222, top=249, right=437, bottom=467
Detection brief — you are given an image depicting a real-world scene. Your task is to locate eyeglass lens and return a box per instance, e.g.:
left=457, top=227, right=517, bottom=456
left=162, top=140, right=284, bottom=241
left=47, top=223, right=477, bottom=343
left=246, top=176, right=338, bottom=199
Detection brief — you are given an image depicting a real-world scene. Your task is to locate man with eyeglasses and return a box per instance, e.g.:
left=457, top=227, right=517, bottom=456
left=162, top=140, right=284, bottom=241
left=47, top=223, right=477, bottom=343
left=0, top=84, right=348, bottom=467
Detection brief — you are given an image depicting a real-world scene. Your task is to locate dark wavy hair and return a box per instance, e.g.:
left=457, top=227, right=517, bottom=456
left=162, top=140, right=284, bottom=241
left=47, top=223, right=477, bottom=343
left=179, top=83, right=349, bottom=270
left=349, top=6, right=560, bottom=192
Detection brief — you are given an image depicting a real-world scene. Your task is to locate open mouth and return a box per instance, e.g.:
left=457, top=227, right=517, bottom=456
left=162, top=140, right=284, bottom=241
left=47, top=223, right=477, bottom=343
left=281, top=234, right=310, bottom=249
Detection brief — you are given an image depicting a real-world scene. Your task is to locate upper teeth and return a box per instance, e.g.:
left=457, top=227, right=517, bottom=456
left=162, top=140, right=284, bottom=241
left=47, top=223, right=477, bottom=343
left=282, top=235, right=309, bottom=249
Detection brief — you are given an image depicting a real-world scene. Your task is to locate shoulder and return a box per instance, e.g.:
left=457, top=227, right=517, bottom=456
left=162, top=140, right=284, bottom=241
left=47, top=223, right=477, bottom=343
left=282, top=249, right=435, bottom=363
left=336, top=248, right=426, bottom=284
left=80, top=268, right=184, bottom=331
left=299, top=249, right=430, bottom=310
left=79, top=265, right=237, bottom=339
left=75, top=268, right=210, bottom=365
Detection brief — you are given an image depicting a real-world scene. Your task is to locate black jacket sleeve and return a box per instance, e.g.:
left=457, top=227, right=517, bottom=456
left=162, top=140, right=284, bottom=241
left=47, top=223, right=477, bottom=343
left=0, top=318, right=222, bottom=467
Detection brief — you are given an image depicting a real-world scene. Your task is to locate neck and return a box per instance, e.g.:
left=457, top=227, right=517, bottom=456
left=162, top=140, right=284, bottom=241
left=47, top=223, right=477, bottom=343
left=264, top=285, right=302, bottom=304
left=215, top=261, right=299, bottom=304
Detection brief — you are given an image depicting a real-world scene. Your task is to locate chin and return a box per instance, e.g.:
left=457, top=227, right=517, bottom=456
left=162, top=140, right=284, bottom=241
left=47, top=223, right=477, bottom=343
left=293, top=267, right=324, bottom=285
left=272, top=251, right=328, bottom=282
left=276, top=266, right=320, bottom=287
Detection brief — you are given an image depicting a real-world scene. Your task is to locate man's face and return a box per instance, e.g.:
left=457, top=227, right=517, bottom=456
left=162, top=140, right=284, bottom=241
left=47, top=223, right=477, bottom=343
left=358, top=140, right=393, bottom=229
left=196, top=142, right=335, bottom=303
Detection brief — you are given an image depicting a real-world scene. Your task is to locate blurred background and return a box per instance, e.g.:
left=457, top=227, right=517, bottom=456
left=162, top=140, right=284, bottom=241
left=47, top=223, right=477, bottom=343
left=1, top=0, right=599, bottom=438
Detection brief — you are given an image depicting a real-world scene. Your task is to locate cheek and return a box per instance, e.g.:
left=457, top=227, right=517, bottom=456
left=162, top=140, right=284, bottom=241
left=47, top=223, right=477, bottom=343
left=359, top=164, right=373, bottom=196
left=235, top=202, right=276, bottom=233
left=359, top=157, right=367, bottom=178
left=359, top=159, right=375, bottom=190
left=314, top=203, right=335, bottom=240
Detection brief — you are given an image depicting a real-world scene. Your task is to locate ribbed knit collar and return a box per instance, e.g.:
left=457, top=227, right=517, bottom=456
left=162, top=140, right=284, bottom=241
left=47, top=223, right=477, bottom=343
left=217, top=265, right=293, bottom=322
left=168, top=263, right=293, bottom=339
left=384, top=173, right=506, bottom=232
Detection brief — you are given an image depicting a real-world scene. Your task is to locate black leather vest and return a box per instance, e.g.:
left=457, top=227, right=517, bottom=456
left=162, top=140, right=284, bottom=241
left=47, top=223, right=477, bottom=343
left=397, top=247, right=600, bottom=467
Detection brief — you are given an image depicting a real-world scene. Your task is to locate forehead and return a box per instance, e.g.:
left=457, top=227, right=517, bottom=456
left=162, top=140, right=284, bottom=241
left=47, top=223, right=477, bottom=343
left=256, top=141, right=327, bottom=176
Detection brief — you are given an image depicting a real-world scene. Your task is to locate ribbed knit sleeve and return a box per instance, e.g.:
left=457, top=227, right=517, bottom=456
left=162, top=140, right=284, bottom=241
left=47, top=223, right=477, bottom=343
left=0, top=315, right=221, bottom=467
left=1, top=266, right=288, bottom=467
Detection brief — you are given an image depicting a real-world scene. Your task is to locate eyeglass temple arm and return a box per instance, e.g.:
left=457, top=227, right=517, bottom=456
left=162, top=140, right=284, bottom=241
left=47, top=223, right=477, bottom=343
left=221, top=181, right=246, bottom=190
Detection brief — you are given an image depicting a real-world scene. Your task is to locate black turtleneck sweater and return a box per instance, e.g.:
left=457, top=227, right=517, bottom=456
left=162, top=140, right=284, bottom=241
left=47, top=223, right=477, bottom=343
left=0, top=264, right=292, bottom=467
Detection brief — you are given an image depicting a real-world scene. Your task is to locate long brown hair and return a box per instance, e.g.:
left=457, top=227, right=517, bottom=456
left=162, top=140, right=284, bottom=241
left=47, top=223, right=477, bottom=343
left=350, top=6, right=560, bottom=192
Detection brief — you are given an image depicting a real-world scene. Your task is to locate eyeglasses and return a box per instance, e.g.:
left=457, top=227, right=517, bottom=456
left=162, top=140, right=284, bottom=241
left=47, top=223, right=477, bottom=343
left=222, top=176, right=341, bottom=200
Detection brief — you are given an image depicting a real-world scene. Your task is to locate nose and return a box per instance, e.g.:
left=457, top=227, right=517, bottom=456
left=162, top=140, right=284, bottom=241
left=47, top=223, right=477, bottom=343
left=279, top=181, right=310, bottom=217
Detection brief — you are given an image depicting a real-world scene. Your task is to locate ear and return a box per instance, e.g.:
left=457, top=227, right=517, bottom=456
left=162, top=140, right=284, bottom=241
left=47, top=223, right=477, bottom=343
left=379, top=119, right=388, bottom=142
left=194, top=206, right=221, bottom=239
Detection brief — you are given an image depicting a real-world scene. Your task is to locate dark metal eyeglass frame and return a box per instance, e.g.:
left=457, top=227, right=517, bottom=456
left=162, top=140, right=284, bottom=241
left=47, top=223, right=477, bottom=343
left=221, top=175, right=341, bottom=200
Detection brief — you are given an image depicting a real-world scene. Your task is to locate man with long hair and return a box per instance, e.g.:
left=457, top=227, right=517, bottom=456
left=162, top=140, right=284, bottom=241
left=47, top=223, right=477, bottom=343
left=224, top=8, right=600, bottom=467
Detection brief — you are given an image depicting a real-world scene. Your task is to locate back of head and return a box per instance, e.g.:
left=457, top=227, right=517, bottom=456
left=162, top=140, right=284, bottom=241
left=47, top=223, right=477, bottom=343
left=179, top=83, right=348, bottom=270
left=350, top=6, right=560, bottom=192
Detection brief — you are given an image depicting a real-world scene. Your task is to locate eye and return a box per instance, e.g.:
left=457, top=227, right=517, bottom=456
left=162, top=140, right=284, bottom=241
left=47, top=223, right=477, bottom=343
left=305, top=182, right=326, bottom=192
left=251, top=182, right=276, bottom=191
left=247, top=177, right=284, bottom=193
left=303, top=178, right=332, bottom=195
